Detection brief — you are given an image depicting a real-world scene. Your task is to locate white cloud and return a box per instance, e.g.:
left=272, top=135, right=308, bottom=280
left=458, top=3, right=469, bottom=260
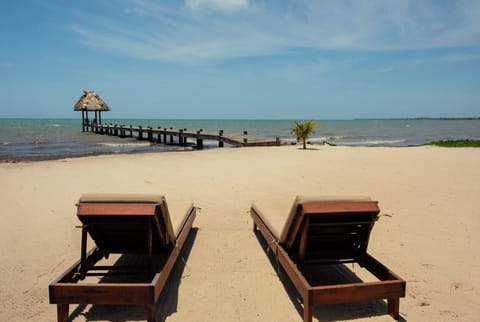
left=185, top=0, right=250, bottom=13
left=71, top=0, right=480, bottom=64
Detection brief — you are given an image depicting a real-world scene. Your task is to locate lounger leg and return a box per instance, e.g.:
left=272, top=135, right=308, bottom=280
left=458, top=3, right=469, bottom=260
left=302, top=291, right=313, bottom=322
left=253, top=221, right=257, bottom=231
left=80, top=225, right=88, bottom=278
left=303, top=302, right=312, bottom=322
left=388, top=298, right=400, bottom=320
left=147, top=304, right=155, bottom=322
left=56, top=304, right=69, bottom=322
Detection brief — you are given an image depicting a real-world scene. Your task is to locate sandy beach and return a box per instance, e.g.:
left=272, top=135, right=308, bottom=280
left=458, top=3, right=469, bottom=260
left=1, top=145, right=479, bottom=322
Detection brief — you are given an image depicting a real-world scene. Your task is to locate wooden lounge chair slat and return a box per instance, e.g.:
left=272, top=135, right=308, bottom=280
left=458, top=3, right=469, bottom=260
left=301, top=201, right=380, bottom=214
left=77, top=203, right=157, bottom=216
left=310, top=280, right=405, bottom=305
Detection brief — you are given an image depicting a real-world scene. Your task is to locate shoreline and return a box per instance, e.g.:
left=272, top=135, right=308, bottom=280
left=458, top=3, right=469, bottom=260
left=0, top=141, right=449, bottom=163
left=1, top=145, right=479, bottom=321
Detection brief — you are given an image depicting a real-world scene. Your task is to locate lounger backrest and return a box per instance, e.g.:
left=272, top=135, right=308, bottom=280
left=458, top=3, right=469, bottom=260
left=76, top=194, right=176, bottom=254
left=281, top=196, right=379, bottom=262
left=279, top=196, right=372, bottom=243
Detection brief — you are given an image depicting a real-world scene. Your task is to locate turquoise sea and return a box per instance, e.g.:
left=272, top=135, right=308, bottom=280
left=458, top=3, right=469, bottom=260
left=1, top=118, right=479, bottom=161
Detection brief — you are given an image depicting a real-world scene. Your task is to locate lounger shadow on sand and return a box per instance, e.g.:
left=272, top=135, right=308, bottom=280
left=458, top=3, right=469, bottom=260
left=49, top=193, right=196, bottom=322
left=250, top=196, right=406, bottom=322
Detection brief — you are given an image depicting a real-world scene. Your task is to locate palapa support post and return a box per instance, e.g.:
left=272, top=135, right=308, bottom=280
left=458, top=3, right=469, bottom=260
left=81, top=111, right=85, bottom=132
left=85, top=112, right=89, bottom=132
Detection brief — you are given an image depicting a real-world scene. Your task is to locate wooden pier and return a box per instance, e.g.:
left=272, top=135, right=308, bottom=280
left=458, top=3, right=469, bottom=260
left=74, top=91, right=280, bottom=149
left=83, top=122, right=281, bottom=149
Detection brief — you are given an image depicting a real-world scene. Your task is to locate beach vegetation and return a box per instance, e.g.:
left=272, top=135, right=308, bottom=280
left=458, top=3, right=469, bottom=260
left=425, top=139, right=480, bottom=147
left=291, top=120, right=318, bottom=149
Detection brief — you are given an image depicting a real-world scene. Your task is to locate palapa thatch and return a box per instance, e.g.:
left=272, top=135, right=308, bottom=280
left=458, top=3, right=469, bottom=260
left=74, top=90, right=110, bottom=111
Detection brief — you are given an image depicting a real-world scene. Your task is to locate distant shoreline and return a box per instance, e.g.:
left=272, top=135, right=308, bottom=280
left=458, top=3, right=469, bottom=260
left=0, top=117, right=479, bottom=121
left=353, top=117, right=480, bottom=121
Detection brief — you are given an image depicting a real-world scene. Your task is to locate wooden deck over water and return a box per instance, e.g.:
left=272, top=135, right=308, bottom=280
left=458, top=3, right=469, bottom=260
left=85, top=123, right=281, bottom=149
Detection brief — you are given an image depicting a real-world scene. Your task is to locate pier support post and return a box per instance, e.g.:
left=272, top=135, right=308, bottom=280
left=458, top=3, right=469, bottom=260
left=138, top=126, right=143, bottom=140
left=163, top=129, right=167, bottom=144
left=183, top=129, right=188, bottom=146
left=179, top=129, right=184, bottom=146
left=129, top=125, right=133, bottom=138
left=219, top=130, right=224, bottom=148
left=148, top=127, right=153, bottom=142
left=169, top=128, right=173, bottom=144
left=196, top=131, right=203, bottom=150
left=243, top=131, right=248, bottom=145
left=157, top=127, right=162, bottom=143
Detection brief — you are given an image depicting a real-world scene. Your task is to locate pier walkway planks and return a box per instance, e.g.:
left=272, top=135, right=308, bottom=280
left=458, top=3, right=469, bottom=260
left=84, top=123, right=281, bottom=149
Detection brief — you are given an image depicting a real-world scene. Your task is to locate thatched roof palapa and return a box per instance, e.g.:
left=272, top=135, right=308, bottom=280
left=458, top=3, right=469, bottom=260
left=74, top=90, right=110, bottom=112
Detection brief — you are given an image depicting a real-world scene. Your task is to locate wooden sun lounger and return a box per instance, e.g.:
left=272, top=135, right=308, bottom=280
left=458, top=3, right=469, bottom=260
left=251, top=196, right=406, bottom=322
left=49, top=194, right=196, bottom=322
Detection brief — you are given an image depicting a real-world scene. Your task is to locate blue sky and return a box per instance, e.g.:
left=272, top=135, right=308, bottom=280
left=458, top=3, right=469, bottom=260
left=1, top=0, right=479, bottom=119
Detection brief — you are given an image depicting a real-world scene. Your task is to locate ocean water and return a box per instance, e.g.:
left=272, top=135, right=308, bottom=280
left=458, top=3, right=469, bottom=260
left=0, top=118, right=479, bottom=161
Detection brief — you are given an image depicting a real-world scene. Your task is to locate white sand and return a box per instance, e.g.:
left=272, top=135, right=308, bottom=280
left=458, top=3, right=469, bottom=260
left=1, top=145, right=479, bottom=321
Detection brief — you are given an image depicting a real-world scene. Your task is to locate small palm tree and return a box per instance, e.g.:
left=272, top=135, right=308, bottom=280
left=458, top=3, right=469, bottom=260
left=291, top=120, right=318, bottom=149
